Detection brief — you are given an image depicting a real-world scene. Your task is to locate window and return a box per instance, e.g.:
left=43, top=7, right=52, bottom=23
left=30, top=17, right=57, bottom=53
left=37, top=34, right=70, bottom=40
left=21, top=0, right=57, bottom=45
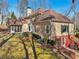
left=29, top=24, right=35, bottom=32
left=61, top=25, right=69, bottom=33
left=45, top=24, right=51, bottom=34
left=29, top=24, right=31, bottom=31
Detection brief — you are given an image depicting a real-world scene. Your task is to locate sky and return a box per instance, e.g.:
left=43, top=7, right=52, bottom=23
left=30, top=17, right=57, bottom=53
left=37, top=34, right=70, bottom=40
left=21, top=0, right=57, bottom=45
left=8, top=0, right=79, bottom=16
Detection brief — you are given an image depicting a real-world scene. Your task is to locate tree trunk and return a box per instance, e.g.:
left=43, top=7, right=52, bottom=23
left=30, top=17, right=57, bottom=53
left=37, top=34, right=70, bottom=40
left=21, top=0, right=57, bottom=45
left=29, top=32, right=38, bottom=59
left=21, top=39, right=29, bottom=59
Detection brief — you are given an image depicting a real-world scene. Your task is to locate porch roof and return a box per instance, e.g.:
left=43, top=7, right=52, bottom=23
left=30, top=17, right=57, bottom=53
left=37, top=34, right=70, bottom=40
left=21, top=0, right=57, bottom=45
left=8, top=19, right=29, bottom=26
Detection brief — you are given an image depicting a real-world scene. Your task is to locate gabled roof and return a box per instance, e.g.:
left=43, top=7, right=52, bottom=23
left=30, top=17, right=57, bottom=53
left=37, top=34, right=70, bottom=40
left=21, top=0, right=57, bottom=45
left=32, top=8, right=45, bottom=14
left=8, top=9, right=73, bottom=26
left=45, top=10, right=72, bottom=23
left=34, top=13, right=52, bottom=21
left=8, top=19, right=30, bottom=25
left=31, top=9, right=73, bottom=23
left=8, top=19, right=22, bottom=25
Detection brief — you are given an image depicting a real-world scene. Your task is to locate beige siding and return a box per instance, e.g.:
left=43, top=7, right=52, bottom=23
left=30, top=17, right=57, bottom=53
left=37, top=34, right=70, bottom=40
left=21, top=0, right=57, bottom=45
left=52, top=22, right=74, bottom=36
left=69, top=24, right=74, bottom=35
left=22, top=24, right=29, bottom=32
left=53, top=22, right=62, bottom=36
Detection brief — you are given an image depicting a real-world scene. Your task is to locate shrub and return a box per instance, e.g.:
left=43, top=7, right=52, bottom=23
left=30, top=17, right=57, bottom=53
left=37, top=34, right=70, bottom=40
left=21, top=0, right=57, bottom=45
left=47, top=40, right=56, bottom=46
left=75, top=32, right=79, bottom=38
left=22, top=32, right=29, bottom=37
left=32, top=33, right=41, bottom=39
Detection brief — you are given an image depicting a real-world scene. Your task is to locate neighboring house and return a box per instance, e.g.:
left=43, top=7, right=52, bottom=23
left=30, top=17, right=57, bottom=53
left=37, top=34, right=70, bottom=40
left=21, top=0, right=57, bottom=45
left=8, top=19, right=30, bottom=33
left=0, top=24, right=8, bottom=32
left=8, top=7, right=33, bottom=33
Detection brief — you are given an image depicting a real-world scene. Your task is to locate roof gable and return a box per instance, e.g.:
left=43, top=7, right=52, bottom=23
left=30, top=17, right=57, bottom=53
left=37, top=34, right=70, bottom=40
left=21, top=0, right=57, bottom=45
left=32, top=9, right=72, bottom=23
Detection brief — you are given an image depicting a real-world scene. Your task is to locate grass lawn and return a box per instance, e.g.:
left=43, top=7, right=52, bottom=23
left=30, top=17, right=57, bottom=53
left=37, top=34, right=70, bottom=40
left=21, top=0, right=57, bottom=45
left=0, top=34, right=57, bottom=59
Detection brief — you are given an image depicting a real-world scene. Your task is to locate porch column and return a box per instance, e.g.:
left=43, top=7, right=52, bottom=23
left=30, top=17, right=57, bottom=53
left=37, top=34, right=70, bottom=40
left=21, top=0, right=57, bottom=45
left=15, top=26, right=16, bottom=32
left=10, top=26, right=12, bottom=31
left=12, top=26, right=14, bottom=31
left=13, top=26, right=15, bottom=32
left=15, top=26, right=18, bottom=32
left=61, top=37, right=63, bottom=46
left=63, top=37, right=66, bottom=47
left=19, top=26, right=22, bottom=32
left=17, top=26, right=19, bottom=32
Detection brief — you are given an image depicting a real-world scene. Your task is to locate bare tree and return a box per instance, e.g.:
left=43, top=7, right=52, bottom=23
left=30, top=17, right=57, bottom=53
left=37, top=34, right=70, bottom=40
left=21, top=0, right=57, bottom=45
left=29, top=32, right=38, bottom=59
left=2, top=0, right=9, bottom=15
left=0, top=0, right=9, bottom=24
left=18, top=0, right=28, bottom=17
left=0, top=0, right=2, bottom=14
left=0, top=0, right=3, bottom=24
left=20, top=38, right=29, bottom=59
